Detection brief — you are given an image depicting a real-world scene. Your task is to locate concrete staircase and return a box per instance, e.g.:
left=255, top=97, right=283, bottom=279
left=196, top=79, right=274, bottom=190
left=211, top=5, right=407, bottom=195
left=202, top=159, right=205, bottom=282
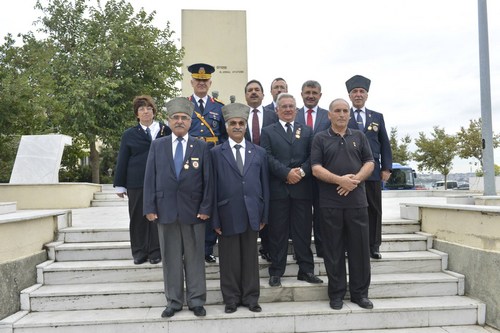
left=0, top=214, right=488, bottom=332
left=90, top=184, right=127, bottom=207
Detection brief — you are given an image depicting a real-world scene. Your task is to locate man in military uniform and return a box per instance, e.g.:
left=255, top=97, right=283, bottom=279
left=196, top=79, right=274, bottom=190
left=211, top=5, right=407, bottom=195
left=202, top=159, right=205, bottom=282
left=187, top=62, right=227, bottom=263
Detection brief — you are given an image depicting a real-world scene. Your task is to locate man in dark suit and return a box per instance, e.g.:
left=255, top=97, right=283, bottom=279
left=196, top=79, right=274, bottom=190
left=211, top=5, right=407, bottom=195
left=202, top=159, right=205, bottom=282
left=261, top=93, right=323, bottom=287
left=143, top=97, right=213, bottom=318
left=211, top=103, right=270, bottom=314
left=187, top=62, right=226, bottom=263
left=243, top=79, right=278, bottom=262
left=114, top=95, right=171, bottom=265
left=295, top=80, right=331, bottom=258
left=264, top=77, right=288, bottom=112
left=346, top=75, right=392, bottom=260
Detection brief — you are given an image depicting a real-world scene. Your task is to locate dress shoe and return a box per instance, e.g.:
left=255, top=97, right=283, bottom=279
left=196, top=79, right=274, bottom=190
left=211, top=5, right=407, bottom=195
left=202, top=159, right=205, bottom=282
left=330, top=298, right=343, bottom=310
left=248, top=303, right=262, bottom=312
left=259, top=248, right=272, bottom=262
left=269, top=275, right=281, bottom=287
left=205, top=254, right=216, bottom=263
left=189, top=306, right=206, bottom=317
left=161, top=306, right=181, bottom=318
left=351, top=297, right=373, bottom=309
left=149, top=257, right=161, bottom=264
left=224, top=303, right=238, bottom=313
left=297, top=272, right=323, bottom=284
left=370, top=251, right=382, bottom=259
left=133, top=257, right=147, bottom=265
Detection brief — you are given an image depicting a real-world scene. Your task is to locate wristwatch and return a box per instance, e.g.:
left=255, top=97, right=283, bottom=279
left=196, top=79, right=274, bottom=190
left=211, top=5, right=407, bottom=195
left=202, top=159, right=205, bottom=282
left=299, top=168, right=305, bottom=178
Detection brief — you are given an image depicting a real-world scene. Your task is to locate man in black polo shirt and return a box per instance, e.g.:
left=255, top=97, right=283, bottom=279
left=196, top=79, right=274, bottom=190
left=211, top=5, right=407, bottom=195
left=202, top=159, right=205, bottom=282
left=311, top=98, right=374, bottom=311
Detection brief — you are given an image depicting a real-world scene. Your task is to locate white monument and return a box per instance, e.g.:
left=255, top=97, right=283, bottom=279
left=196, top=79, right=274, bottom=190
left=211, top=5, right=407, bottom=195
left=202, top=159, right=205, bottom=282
left=9, top=134, right=72, bottom=184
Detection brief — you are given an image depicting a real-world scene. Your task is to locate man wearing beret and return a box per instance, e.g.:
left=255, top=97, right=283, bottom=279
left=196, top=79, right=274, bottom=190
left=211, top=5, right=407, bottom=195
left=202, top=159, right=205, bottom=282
left=346, top=75, right=393, bottom=260
left=211, top=103, right=270, bottom=314
left=144, top=97, right=213, bottom=318
left=187, top=62, right=227, bottom=264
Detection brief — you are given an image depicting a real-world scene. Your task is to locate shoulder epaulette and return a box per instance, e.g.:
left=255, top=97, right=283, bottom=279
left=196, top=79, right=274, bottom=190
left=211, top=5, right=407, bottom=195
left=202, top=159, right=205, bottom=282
left=212, top=97, right=225, bottom=106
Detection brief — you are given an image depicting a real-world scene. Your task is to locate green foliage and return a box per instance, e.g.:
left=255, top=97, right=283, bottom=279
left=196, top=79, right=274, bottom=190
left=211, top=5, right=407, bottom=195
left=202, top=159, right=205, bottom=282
left=1, top=0, right=183, bottom=183
left=0, top=136, right=21, bottom=183
left=475, top=164, right=500, bottom=177
left=456, top=118, right=500, bottom=169
left=413, top=126, right=457, bottom=181
left=389, top=127, right=412, bottom=165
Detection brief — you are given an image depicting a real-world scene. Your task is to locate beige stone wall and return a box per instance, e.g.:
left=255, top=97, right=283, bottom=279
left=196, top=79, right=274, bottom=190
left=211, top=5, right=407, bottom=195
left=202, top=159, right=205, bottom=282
left=0, top=216, right=57, bottom=262
left=420, top=207, right=500, bottom=251
left=181, top=10, right=248, bottom=104
left=0, top=183, right=101, bottom=209
left=415, top=204, right=500, bottom=329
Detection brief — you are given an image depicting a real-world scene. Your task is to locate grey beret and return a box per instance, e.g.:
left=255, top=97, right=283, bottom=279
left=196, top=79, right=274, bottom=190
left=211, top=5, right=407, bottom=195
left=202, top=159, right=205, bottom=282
left=166, top=97, right=194, bottom=117
left=222, top=102, right=250, bottom=121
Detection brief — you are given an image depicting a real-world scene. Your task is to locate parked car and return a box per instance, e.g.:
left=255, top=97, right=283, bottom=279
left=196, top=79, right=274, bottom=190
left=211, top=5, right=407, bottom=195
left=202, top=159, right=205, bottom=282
left=432, top=181, right=458, bottom=190
left=456, top=182, right=470, bottom=190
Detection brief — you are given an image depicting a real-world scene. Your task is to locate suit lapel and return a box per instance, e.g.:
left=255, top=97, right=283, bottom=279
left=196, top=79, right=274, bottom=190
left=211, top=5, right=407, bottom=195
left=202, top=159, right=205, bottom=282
left=221, top=141, right=241, bottom=175
left=274, top=122, right=292, bottom=144
left=314, top=110, right=325, bottom=133
left=182, top=137, right=196, bottom=176
left=296, top=108, right=306, bottom=125
left=243, top=142, right=256, bottom=176
left=165, top=136, right=176, bottom=176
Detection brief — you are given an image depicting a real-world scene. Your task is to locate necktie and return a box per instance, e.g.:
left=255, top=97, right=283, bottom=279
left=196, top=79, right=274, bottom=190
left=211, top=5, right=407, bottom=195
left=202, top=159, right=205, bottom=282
left=306, top=109, right=313, bottom=129
left=198, top=99, right=205, bottom=113
left=234, top=144, right=244, bottom=175
left=145, top=127, right=152, bottom=140
left=285, top=122, right=293, bottom=139
left=174, top=137, right=184, bottom=179
left=355, top=109, right=364, bottom=131
left=252, top=109, right=260, bottom=145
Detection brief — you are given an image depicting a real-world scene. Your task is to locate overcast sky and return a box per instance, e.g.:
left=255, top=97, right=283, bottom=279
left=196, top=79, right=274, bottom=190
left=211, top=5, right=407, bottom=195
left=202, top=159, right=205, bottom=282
left=1, top=0, right=499, bottom=174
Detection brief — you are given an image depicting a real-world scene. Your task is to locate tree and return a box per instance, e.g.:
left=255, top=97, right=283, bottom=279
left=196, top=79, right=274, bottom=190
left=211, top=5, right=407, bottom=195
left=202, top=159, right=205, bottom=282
left=456, top=118, right=500, bottom=170
left=389, top=127, right=412, bottom=165
left=1, top=0, right=183, bottom=183
left=413, top=126, right=457, bottom=187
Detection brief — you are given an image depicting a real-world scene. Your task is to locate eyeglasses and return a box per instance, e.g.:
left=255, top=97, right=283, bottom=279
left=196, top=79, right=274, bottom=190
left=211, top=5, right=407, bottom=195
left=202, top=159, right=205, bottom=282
left=138, top=106, right=154, bottom=112
left=228, top=120, right=246, bottom=127
left=170, top=115, right=191, bottom=121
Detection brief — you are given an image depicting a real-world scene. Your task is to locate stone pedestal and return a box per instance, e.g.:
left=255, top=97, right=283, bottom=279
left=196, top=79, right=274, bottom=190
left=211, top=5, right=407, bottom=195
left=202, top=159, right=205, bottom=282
left=9, top=134, right=72, bottom=184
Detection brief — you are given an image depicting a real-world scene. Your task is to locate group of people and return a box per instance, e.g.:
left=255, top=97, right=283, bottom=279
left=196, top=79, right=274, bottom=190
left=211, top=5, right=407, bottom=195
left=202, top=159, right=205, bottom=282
left=114, top=62, right=392, bottom=318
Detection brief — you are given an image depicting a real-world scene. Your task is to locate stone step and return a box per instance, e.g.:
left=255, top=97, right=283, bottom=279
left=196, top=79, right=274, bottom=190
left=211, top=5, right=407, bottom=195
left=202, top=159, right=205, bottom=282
left=0, top=202, right=17, bottom=215
left=315, top=326, right=495, bottom=333
left=59, top=219, right=421, bottom=243
left=37, top=251, right=446, bottom=285
left=93, top=192, right=125, bottom=200
left=1, top=296, right=485, bottom=333
left=381, top=218, right=420, bottom=234
left=50, top=233, right=430, bottom=262
left=22, top=272, right=463, bottom=312
left=90, top=199, right=128, bottom=207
